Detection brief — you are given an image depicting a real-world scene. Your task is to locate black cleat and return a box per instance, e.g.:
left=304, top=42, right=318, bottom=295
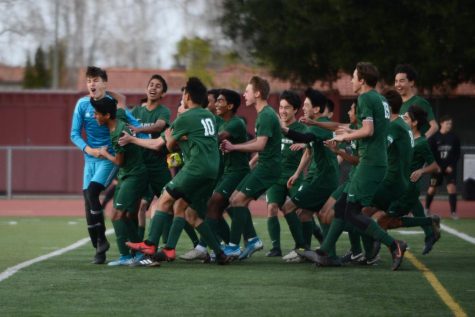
left=423, top=215, right=441, bottom=255
left=295, top=248, right=318, bottom=263
left=266, top=247, right=282, bottom=257
left=340, top=250, right=365, bottom=264
left=215, top=252, right=231, bottom=265
left=92, top=252, right=106, bottom=264
left=313, top=249, right=342, bottom=267
left=390, top=240, right=407, bottom=271
left=131, top=255, right=161, bottom=267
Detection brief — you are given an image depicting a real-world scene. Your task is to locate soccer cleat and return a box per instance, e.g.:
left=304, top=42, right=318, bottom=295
left=313, top=249, right=342, bottom=267
left=390, top=240, right=408, bottom=271
left=365, top=253, right=381, bottom=265
left=223, top=245, right=241, bottom=259
left=215, top=252, right=232, bottom=265
left=266, top=247, right=282, bottom=257
left=96, top=238, right=110, bottom=255
left=295, top=248, right=319, bottom=263
left=423, top=215, right=441, bottom=255
left=282, top=250, right=300, bottom=261
left=451, top=212, right=459, bottom=220
left=107, top=255, right=134, bottom=266
left=154, top=248, right=176, bottom=262
left=130, top=255, right=161, bottom=267
left=179, top=248, right=209, bottom=261
left=91, top=252, right=106, bottom=264
left=126, top=241, right=156, bottom=255
left=340, top=250, right=365, bottom=264
left=239, top=237, right=264, bottom=260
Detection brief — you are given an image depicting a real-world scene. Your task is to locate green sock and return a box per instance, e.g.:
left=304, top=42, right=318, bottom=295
left=243, top=208, right=257, bottom=240
left=345, top=224, right=362, bottom=254
left=401, top=217, right=432, bottom=227
left=112, top=219, right=130, bottom=256
left=302, top=221, right=313, bottom=248
left=196, top=222, right=222, bottom=255
left=204, top=218, right=222, bottom=246
left=364, top=220, right=394, bottom=247
left=184, top=222, right=200, bottom=247
left=267, top=216, right=281, bottom=249
left=361, top=235, right=374, bottom=256
left=148, top=211, right=169, bottom=245
left=217, top=218, right=230, bottom=244
left=125, top=218, right=140, bottom=243
left=165, top=216, right=186, bottom=249
left=321, top=223, right=330, bottom=240
left=284, top=211, right=306, bottom=248
left=228, top=207, right=247, bottom=245
left=161, top=213, right=173, bottom=244
left=138, top=226, right=145, bottom=241
left=412, top=202, right=433, bottom=237
left=320, top=218, right=345, bottom=254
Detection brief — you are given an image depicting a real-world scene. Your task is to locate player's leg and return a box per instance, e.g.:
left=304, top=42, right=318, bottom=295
left=265, top=182, right=287, bottom=257
left=447, top=170, right=458, bottom=219
left=425, top=173, right=441, bottom=215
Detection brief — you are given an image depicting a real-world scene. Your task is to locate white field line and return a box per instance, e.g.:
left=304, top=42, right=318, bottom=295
left=0, top=229, right=114, bottom=282
left=441, top=224, right=475, bottom=245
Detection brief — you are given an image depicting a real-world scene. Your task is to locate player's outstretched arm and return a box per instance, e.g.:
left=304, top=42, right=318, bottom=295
left=299, top=117, right=348, bottom=131
left=221, top=136, right=267, bottom=153
left=119, top=131, right=165, bottom=151
left=98, top=146, right=124, bottom=166
left=107, top=91, right=126, bottom=109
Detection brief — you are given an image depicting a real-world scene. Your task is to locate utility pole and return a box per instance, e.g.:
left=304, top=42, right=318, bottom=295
left=51, top=0, right=59, bottom=89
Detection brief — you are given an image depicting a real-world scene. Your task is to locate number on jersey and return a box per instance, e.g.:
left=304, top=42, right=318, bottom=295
left=201, top=118, right=215, bottom=136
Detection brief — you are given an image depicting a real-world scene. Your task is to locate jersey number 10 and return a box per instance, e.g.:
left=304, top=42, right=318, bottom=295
left=201, top=118, right=215, bottom=136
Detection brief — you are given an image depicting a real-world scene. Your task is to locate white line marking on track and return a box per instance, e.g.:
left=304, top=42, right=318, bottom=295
left=0, top=229, right=114, bottom=283
left=441, top=224, right=475, bottom=245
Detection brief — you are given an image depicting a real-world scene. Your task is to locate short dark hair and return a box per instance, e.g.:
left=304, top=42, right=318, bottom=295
left=208, top=89, right=220, bottom=101
left=383, top=89, right=403, bottom=114
left=325, top=99, right=335, bottom=113
left=148, top=74, right=168, bottom=93
left=90, top=97, right=117, bottom=119
left=305, top=88, right=327, bottom=113
left=249, top=76, right=270, bottom=100
left=407, top=105, right=427, bottom=131
left=394, top=64, right=417, bottom=82
left=280, top=90, right=301, bottom=110
left=219, top=89, right=241, bottom=113
left=356, top=62, right=379, bottom=87
left=439, top=115, right=452, bottom=123
left=86, top=66, right=107, bottom=81
left=183, top=77, right=208, bottom=107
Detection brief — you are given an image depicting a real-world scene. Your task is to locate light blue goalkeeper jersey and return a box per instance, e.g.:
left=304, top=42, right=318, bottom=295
left=70, top=95, right=148, bottom=160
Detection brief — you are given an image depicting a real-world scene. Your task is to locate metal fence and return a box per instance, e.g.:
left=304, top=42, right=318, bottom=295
left=1, top=145, right=475, bottom=199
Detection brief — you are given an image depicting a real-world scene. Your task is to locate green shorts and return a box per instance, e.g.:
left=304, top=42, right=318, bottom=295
left=330, top=182, right=348, bottom=200
left=113, top=173, right=148, bottom=212
left=371, top=180, right=408, bottom=211
left=266, top=176, right=302, bottom=207
left=291, top=180, right=336, bottom=212
left=142, top=185, right=155, bottom=203
left=214, top=171, right=248, bottom=200
left=347, top=165, right=386, bottom=206
left=165, top=170, right=216, bottom=217
left=236, top=166, right=280, bottom=199
left=147, top=165, right=172, bottom=197
left=387, top=182, right=420, bottom=217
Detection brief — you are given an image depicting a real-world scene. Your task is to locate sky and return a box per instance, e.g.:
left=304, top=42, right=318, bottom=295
left=0, top=0, right=213, bottom=69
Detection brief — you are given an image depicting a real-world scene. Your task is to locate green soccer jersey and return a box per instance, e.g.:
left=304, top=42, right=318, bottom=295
left=220, top=115, right=250, bottom=174
left=112, top=109, right=147, bottom=179
left=132, top=104, right=171, bottom=169
left=411, top=135, right=435, bottom=187
left=307, top=120, right=339, bottom=186
left=399, top=95, right=435, bottom=135
left=171, top=107, right=220, bottom=178
left=280, top=120, right=307, bottom=179
left=305, top=117, right=336, bottom=181
left=357, top=89, right=390, bottom=167
left=255, top=105, right=282, bottom=169
left=385, top=117, right=414, bottom=186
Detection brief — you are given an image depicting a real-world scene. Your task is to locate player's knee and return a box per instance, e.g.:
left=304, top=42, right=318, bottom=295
left=267, top=204, right=279, bottom=217
left=111, top=209, right=125, bottom=221
left=185, top=208, right=199, bottom=226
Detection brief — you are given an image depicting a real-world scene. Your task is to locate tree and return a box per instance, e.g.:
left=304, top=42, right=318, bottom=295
left=220, top=0, right=475, bottom=91
left=22, top=46, right=51, bottom=88
left=175, top=37, right=214, bottom=86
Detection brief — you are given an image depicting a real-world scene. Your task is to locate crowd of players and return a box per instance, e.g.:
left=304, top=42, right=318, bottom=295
left=70, top=62, right=461, bottom=270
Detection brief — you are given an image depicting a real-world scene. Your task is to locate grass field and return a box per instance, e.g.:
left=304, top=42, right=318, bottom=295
left=0, top=216, right=474, bottom=316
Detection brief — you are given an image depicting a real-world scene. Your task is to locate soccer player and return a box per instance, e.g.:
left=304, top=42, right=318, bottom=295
left=394, top=64, right=438, bottom=138
left=310, top=62, right=408, bottom=271
left=127, top=74, right=172, bottom=239
left=180, top=88, right=250, bottom=261
left=279, top=89, right=339, bottom=262
left=373, top=105, right=441, bottom=254
left=221, top=76, right=282, bottom=260
left=92, top=97, right=148, bottom=266
left=265, top=90, right=307, bottom=257
left=127, top=77, right=231, bottom=265
left=425, top=115, right=461, bottom=219
left=70, top=66, right=120, bottom=264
